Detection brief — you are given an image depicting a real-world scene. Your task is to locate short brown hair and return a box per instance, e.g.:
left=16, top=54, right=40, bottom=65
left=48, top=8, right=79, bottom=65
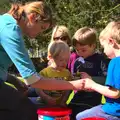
left=99, top=21, right=120, bottom=44
left=72, top=27, right=97, bottom=46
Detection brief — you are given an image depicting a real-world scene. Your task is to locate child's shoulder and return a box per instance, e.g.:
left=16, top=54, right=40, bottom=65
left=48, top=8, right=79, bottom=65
left=108, top=57, right=120, bottom=71
left=110, top=56, right=120, bottom=63
left=39, top=66, right=51, bottom=73
left=63, top=68, right=71, bottom=74
left=93, top=52, right=104, bottom=57
left=91, top=53, right=107, bottom=60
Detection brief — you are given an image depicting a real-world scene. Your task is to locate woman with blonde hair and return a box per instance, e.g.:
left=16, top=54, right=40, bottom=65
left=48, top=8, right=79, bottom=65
left=0, top=1, right=84, bottom=120
left=51, top=25, right=71, bottom=45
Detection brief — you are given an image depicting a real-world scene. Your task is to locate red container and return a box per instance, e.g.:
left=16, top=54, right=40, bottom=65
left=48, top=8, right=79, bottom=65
left=81, top=117, right=106, bottom=120
left=37, top=107, right=72, bottom=120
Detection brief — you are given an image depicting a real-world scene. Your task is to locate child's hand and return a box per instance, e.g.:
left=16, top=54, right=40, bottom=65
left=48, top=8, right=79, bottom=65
left=80, top=72, right=92, bottom=79
left=59, top=102, right=67, bottom=107
left=46, top=97, right=57, bottom=106
left=71, top=79, right=85, bottom=90
left=82, top=78, right=96, bottom=91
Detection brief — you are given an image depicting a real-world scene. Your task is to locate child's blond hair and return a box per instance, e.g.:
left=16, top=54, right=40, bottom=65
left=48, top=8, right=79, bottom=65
left=48, top=40, right=70, bottom=59
left=99, top=21, right=120, bottom=44
left=51, top=25, right=71, bottom=45
left=72, top=27, right=97, bottom=46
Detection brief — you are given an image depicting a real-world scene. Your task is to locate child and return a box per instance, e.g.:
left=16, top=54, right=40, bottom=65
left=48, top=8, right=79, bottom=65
left=51, top=25, right=71, bottom=45
left=68, top=27, right=108, bottom=119
left=37, top=40, right=72, bottom=107
left=76, top=21, right=120, bottom=120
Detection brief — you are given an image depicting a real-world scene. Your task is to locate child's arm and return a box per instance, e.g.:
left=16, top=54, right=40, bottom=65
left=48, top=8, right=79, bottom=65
left=36, top=89, right=57, bottom=105
left=80, top=72, right=106, bottom=85
left=60, top=90, right=71, bottom=106
left=83, top=78, right=120, bottom=99
left=37, top=69, right=57, bottom=105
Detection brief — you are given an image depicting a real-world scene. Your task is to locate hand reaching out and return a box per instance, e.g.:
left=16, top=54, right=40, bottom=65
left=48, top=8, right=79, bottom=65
left=71, top=79, right=85, bottom=91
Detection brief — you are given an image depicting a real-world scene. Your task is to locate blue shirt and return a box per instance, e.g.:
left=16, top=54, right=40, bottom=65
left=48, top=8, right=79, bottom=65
left=102, top=57, right=120, bottom=116
left=0, top=13, right=36, bottom=82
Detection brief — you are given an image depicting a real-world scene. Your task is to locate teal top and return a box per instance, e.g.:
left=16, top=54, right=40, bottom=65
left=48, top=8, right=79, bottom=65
left=0, top=13, right=36, bottom=82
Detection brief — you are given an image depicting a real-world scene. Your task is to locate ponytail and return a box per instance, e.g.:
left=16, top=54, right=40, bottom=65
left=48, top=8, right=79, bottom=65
left=8, top=3, right=25, bottom=21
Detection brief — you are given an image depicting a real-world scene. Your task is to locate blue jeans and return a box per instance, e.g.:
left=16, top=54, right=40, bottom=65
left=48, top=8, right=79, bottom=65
left=76, top=105, right=120, bottom=120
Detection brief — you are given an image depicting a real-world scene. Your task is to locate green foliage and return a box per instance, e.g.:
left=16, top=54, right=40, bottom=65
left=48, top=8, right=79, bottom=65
left=45, top=0, right=120, bottom=50
left=0, top=0, right=120, bottom=50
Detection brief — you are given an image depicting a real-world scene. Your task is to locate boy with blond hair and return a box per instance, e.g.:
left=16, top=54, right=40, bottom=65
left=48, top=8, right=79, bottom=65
left=76, top=21, right=120, bottom=120
left=68, top=27, right=108, bottom=119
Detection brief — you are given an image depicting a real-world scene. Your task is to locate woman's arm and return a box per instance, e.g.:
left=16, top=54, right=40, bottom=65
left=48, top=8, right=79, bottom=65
left=1, top=23, right=84, bottom=91
left=31, top=77, right=84, bottom=90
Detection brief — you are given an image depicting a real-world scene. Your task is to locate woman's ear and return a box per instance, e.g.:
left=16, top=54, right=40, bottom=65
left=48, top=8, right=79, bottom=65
left=28, top=13, right=37, bottom=24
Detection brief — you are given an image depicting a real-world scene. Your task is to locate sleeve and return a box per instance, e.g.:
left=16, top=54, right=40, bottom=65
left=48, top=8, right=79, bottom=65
left=68, top=71, right=72, bottom=81
left=73, top=59, right=79, bottom=74
left=39, top=69, right=47, bottom=77
left=106, top=58, right=120, bottom=90
left=67, top=54, right=73, bottom=72
left=100, top=55, right=109, bottom=76
left=0, top=23, right=40, bottom=85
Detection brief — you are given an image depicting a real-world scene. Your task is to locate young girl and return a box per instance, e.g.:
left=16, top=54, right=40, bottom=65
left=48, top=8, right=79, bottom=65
left=51, top=25, right=71, bottom=45
left=37, top=40, right=72, bottom=107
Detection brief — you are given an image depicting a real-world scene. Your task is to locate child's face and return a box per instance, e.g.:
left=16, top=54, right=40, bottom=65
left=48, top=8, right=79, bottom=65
left=75, top=43, right=95, bottom=58
left=100, top=39, right=115, bottom=59
left=52, top=51, right=70, bottom=71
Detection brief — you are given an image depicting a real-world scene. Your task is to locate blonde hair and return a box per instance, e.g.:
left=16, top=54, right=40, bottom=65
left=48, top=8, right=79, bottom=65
left=8, top=1, right=52, bottom=23
left=99, top=21, right=120, bottom=44
left=72, top=27, right=97, bottom=46
left=51, top=25, right=71, bottom=45
left=48, top=40, right=70, bottom=59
